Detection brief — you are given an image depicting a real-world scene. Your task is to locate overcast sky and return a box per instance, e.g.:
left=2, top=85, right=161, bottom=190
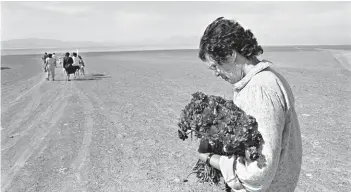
left=1, top=1, right=351, bottom=46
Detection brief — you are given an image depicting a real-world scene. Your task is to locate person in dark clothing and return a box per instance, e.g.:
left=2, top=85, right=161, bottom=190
left=63, top=52, right=80, bottom=81
left=42, top=52, right=48, bottom=72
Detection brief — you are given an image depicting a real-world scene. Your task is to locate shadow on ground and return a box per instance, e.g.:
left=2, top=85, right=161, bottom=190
left=1, top=67, right=11, bottom=70
left=54, top=73, right=111, bottom=81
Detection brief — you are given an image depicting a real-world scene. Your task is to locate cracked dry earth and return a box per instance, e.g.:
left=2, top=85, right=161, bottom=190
left=1, top=50, right=351, bottom=192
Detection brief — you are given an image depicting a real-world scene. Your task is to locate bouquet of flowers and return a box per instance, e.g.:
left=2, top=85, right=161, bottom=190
left=177, top=92, right=263, bottom=186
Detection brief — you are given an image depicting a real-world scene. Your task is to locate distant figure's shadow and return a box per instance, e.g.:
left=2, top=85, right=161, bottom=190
left=76, top=73, right=111, bottom=81
left=92, top=73, right=107, bottom=77
left=56, top=73, right=111, bottom=81
left=1, top=67, right=11, bottom=70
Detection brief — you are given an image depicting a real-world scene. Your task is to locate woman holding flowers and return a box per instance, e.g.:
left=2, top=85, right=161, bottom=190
left=197, top=17, right=302, bottom=191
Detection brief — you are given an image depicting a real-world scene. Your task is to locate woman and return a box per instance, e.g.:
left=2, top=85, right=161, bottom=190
left=42, top=52, right=48, bottom=72
left=63, top=52, right=78, bottom=81
left=72, top=52, right=79, bottom=66
left=45, top=53, right=56, bottom=81
left=71, top=52, right=82, bottom=78
left=52, top=53, right=57, bottom=67
left=78, top=55, right=85, bottom=76
left=197, top=17, right=302, bottom=191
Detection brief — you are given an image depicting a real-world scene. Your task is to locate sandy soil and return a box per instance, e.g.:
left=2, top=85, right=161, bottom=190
left=1, top=50, right=351, bottom=192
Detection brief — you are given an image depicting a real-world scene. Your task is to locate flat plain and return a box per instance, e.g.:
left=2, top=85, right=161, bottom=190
left=1, top=48, right=350, bottom=192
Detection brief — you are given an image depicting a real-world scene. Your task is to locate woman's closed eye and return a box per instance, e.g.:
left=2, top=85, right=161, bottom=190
left=209, top=64, right=217, bottom=71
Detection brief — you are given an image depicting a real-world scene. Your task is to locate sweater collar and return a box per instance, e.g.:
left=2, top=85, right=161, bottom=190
left=233, top=60, right=272, bottom=91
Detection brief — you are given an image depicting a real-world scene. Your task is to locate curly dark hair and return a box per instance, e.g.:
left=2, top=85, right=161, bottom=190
left=199, top=17, right=263, bottom=64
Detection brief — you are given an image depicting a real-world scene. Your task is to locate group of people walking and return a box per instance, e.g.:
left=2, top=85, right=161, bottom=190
left=42, top=52, right=85, bottom=81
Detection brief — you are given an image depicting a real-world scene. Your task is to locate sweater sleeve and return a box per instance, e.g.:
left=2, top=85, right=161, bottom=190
left=221, top=85, right=286, bottom=191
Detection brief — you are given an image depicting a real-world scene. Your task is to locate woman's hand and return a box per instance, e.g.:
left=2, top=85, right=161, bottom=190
left=220, top=156, right=245, bottom=190
left=198, top=138, right=212, bottom=153
left=198, top=152, right=221, bottom=170
left=199, top=153, right=244, bottom=190
left=198, top=153, right=210, bottom=162
left=198, top=139, right=219, bottom=169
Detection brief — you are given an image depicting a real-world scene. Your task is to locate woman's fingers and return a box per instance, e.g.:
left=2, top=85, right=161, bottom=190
left=198, top=153, right=210, bottom=162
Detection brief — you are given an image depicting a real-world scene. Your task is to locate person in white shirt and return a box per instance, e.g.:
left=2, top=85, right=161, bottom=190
left=72, top=52, right=80, bottom=66
left=45, top=53, right=56, bottom=81
left=71, top=52, right=81, bottom=78
left=52, top=53, right=57, bottom=67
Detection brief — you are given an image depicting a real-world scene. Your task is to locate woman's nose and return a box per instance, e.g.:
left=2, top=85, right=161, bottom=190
left=215, top=71, right=220, bottom=77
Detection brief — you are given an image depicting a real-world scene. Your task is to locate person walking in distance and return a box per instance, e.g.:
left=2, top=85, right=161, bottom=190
left=42, top=52, right=48, bottom=72
left=71, top=52, right=81, bottom=78
left=45, top=53, right=56, bottom=81
left=52, top=52, right=57, bottom=67
left=63, top=52, right=77, bottom=81
left=78, top=55, right=85, bottom=76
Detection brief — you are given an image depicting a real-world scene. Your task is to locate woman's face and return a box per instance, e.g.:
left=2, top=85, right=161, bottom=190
left=205, top=52, right=243, bottom=84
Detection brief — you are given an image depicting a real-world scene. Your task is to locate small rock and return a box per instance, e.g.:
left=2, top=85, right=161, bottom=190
left=116, top=134, right=124, bottom=139
left=58, top=167, right=68, bottom=174
left=306, top=173, right=312, bottom=178
left=9, top=135, right=14, bottom=138
left=146, top=139, right=156, bottom=145
left=173, top=178, right=181, bottom=183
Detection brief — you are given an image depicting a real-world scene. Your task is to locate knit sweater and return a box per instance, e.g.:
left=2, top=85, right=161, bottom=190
left=219, top=61, right=303, bottom=192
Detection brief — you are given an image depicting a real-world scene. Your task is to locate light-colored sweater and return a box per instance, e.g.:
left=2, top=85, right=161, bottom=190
left=219, top=61, right=303, bottom=192
left=45, top=58, right=56, bottom=68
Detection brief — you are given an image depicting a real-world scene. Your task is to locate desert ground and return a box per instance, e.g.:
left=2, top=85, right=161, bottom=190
left=1, top=49, right=351, bottom=192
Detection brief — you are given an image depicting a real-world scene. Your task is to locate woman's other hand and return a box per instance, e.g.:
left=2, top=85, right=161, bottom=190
left=197, top=138, right=213, bottom=153
left=198, top=152, right=221, bottom=170
left=219, top=156, right=245, bottom=190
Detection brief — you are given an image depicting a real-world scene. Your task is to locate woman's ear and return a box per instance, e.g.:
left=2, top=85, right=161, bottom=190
left=228, top=51, right=238, bottom=65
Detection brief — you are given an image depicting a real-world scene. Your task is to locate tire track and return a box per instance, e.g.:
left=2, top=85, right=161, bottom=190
left=73, top=79, right=133, bottom=192
left=1, top=74, right=46, bottom=115
left=1, top=72, right=43, bottom=93
left=2, top=98, right=69, bottom=192
left=58, top=69, right=130, bottom=191
left=1, top=80, right=44, bottom=147
left=1, top=73, right=70, bottom=190
left=60, top=84, right=94, bottom=192
left=28, top=88, right=70, bottom=159
left=1, top=93, right=61, bottom=155
left=1, top=88, right=68, bottom=191
left=1, top=76, right=67, bottom=153
left=76, top=71, right=183, bottom=191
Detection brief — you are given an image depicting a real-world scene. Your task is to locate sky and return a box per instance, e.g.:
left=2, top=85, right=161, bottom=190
left=1, top=1, right=351, bottom=47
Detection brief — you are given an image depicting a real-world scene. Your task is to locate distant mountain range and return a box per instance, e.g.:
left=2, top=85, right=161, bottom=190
left=1, top=37, right=200, bottom=50
left=2, top=38, right=350, bottom=56
left=0, top=37, right=200, bottom=55
left=0, top=38, right=119, bottom=49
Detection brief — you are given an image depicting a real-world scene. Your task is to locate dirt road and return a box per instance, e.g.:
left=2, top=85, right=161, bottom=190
left=1, top=50, right=351, bottom=192
left=1, top=62, right=219, bottom=192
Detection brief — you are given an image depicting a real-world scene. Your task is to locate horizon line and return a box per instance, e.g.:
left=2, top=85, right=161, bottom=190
left=2, top=44, right=351, bottom=51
